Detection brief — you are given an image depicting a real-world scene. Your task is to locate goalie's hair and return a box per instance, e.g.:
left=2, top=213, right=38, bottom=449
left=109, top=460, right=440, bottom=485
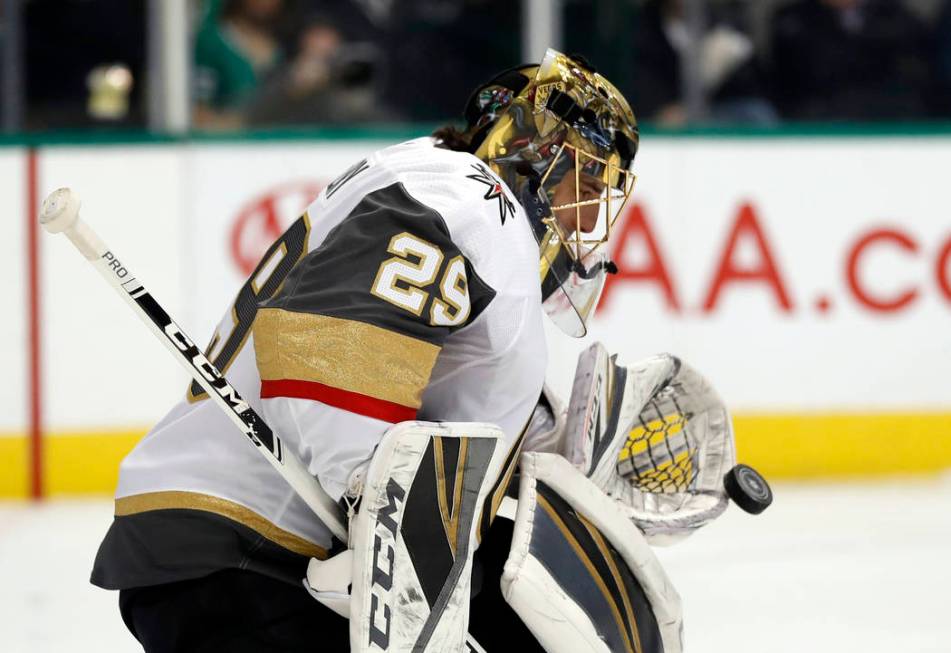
left=432, top=125, right=472, bottom=153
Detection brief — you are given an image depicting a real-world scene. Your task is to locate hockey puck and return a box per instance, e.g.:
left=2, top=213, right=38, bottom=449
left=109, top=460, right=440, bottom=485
left=724, top=464, right=773, bottom=515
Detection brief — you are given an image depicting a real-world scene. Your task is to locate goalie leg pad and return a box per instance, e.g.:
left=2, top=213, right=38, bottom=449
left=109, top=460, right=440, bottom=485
left=502, top=452, right=684, bottom=653
left=349, top=421, right=507, bottom=653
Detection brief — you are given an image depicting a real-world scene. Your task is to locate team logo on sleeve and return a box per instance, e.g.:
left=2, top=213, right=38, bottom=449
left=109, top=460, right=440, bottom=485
left=467, top=164, right=516, bottom=225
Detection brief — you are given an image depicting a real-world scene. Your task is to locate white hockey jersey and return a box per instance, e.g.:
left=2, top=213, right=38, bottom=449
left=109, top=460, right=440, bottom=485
left=92, top=138, right=547, bottom=589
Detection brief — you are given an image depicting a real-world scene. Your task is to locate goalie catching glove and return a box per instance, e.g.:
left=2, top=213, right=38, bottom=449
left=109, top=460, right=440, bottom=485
left=544, top=343, right=740, bottom=544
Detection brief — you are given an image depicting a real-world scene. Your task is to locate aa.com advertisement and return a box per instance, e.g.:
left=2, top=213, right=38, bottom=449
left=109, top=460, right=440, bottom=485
left=185, top=139, right=951, bottom=411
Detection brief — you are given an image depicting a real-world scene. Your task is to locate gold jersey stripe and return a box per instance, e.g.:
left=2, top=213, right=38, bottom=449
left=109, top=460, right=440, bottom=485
left=253, top=308, right=441, bottom=409
left=115, top=491, right=328, bottom=559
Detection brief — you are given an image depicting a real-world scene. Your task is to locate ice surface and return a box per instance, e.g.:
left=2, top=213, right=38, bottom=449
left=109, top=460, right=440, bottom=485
left=2, top=477, right=950, bottom=652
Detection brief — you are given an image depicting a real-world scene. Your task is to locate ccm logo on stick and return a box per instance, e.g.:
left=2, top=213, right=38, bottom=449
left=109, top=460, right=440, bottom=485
left=163, top=323, right=251, bottom=414
left=101, top=251, right=129, bottom=278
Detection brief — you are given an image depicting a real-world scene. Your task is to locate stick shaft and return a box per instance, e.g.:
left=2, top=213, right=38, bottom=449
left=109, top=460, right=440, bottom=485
left=61, top=218, right=348, bottom=541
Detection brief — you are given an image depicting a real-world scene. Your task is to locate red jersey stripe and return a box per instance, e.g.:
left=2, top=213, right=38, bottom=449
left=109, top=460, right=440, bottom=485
left=260, top=379, right=417, bottom=423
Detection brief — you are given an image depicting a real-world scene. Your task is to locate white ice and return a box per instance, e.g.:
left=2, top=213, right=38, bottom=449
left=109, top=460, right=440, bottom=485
left=2, top=477, right=950, bottom=652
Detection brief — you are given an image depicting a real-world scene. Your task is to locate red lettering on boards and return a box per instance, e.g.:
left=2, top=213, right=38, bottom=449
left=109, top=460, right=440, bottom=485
left=845, top=228, right=919, bottom=312
left=230, top=181, right=323, bottom=276
left=701, top=202, right=793, bottom=313
left=936, top=236, right=951, bottom=303
left=600, top=203, right=681, bottom=312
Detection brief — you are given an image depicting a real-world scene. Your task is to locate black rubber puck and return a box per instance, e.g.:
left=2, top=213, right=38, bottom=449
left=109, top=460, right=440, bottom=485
left=724, top=464, right=773, bottom=515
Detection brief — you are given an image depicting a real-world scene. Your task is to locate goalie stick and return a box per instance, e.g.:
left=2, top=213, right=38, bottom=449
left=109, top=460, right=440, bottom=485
left=41, top=188, right=489, bottom=653
left=39, top=187, right=348, bottom=539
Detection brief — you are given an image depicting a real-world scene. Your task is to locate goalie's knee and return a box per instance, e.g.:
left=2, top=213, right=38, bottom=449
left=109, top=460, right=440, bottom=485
left=500, top=452, right=684, bottom=653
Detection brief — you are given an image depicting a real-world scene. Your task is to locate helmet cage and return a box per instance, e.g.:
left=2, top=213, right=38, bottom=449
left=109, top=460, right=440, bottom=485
left=539, top=140, right=637, bottom=264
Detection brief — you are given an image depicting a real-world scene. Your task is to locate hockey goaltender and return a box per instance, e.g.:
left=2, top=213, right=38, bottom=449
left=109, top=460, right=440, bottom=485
left=89, top=49, right=769, bottom=652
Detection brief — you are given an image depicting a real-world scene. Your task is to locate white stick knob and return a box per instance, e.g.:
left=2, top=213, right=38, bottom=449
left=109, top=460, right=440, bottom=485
left=40, top=188, right=82, bottom=234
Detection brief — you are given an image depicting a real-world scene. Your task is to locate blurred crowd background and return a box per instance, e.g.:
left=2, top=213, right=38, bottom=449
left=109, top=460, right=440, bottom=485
left=4, top=0, right=951, bottom=132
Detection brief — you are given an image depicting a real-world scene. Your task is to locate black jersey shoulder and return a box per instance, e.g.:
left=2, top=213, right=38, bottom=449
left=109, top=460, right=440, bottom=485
left=265, top=182, right=496, bottom=346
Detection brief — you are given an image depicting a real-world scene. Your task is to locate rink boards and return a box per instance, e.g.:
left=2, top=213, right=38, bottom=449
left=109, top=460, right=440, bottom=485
left=2, top=133, right=949, bottom=496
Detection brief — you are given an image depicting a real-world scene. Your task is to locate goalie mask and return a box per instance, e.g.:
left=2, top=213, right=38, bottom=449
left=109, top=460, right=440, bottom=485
left=463, top=49, right=639, bottom=337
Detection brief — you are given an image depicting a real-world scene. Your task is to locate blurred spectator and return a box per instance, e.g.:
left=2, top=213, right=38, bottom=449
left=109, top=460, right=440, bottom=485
left=935, top=0, right=951, bottom=114
left=193, top=0, right=520, bottom=127
left=246, top=11, right=394, bottom=125
left=631, top=0, right=777, bottom=126
left=769, top=0, right=935, bottom=121
left=562, top=0, right=638, bottom=107
left=369, top=0, right=520, bottom=122
left=193, top=0, right=285, bottom=129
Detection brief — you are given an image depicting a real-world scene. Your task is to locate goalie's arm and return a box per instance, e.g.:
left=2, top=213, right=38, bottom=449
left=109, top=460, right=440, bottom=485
left=251, top=182, right=497, bottom=500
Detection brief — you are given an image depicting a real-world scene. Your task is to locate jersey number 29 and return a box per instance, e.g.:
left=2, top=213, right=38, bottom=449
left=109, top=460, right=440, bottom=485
left=371, top=231, right=471, bottom=327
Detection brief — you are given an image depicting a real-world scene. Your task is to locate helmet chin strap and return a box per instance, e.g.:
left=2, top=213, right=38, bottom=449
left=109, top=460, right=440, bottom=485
left=572, top=258, right=618, bottom=279
left=515, top=161, right=542, bottom=194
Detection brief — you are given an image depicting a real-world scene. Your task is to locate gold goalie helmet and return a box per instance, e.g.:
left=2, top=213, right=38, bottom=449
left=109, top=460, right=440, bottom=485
left=462, top=49, right=639, bottom=336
